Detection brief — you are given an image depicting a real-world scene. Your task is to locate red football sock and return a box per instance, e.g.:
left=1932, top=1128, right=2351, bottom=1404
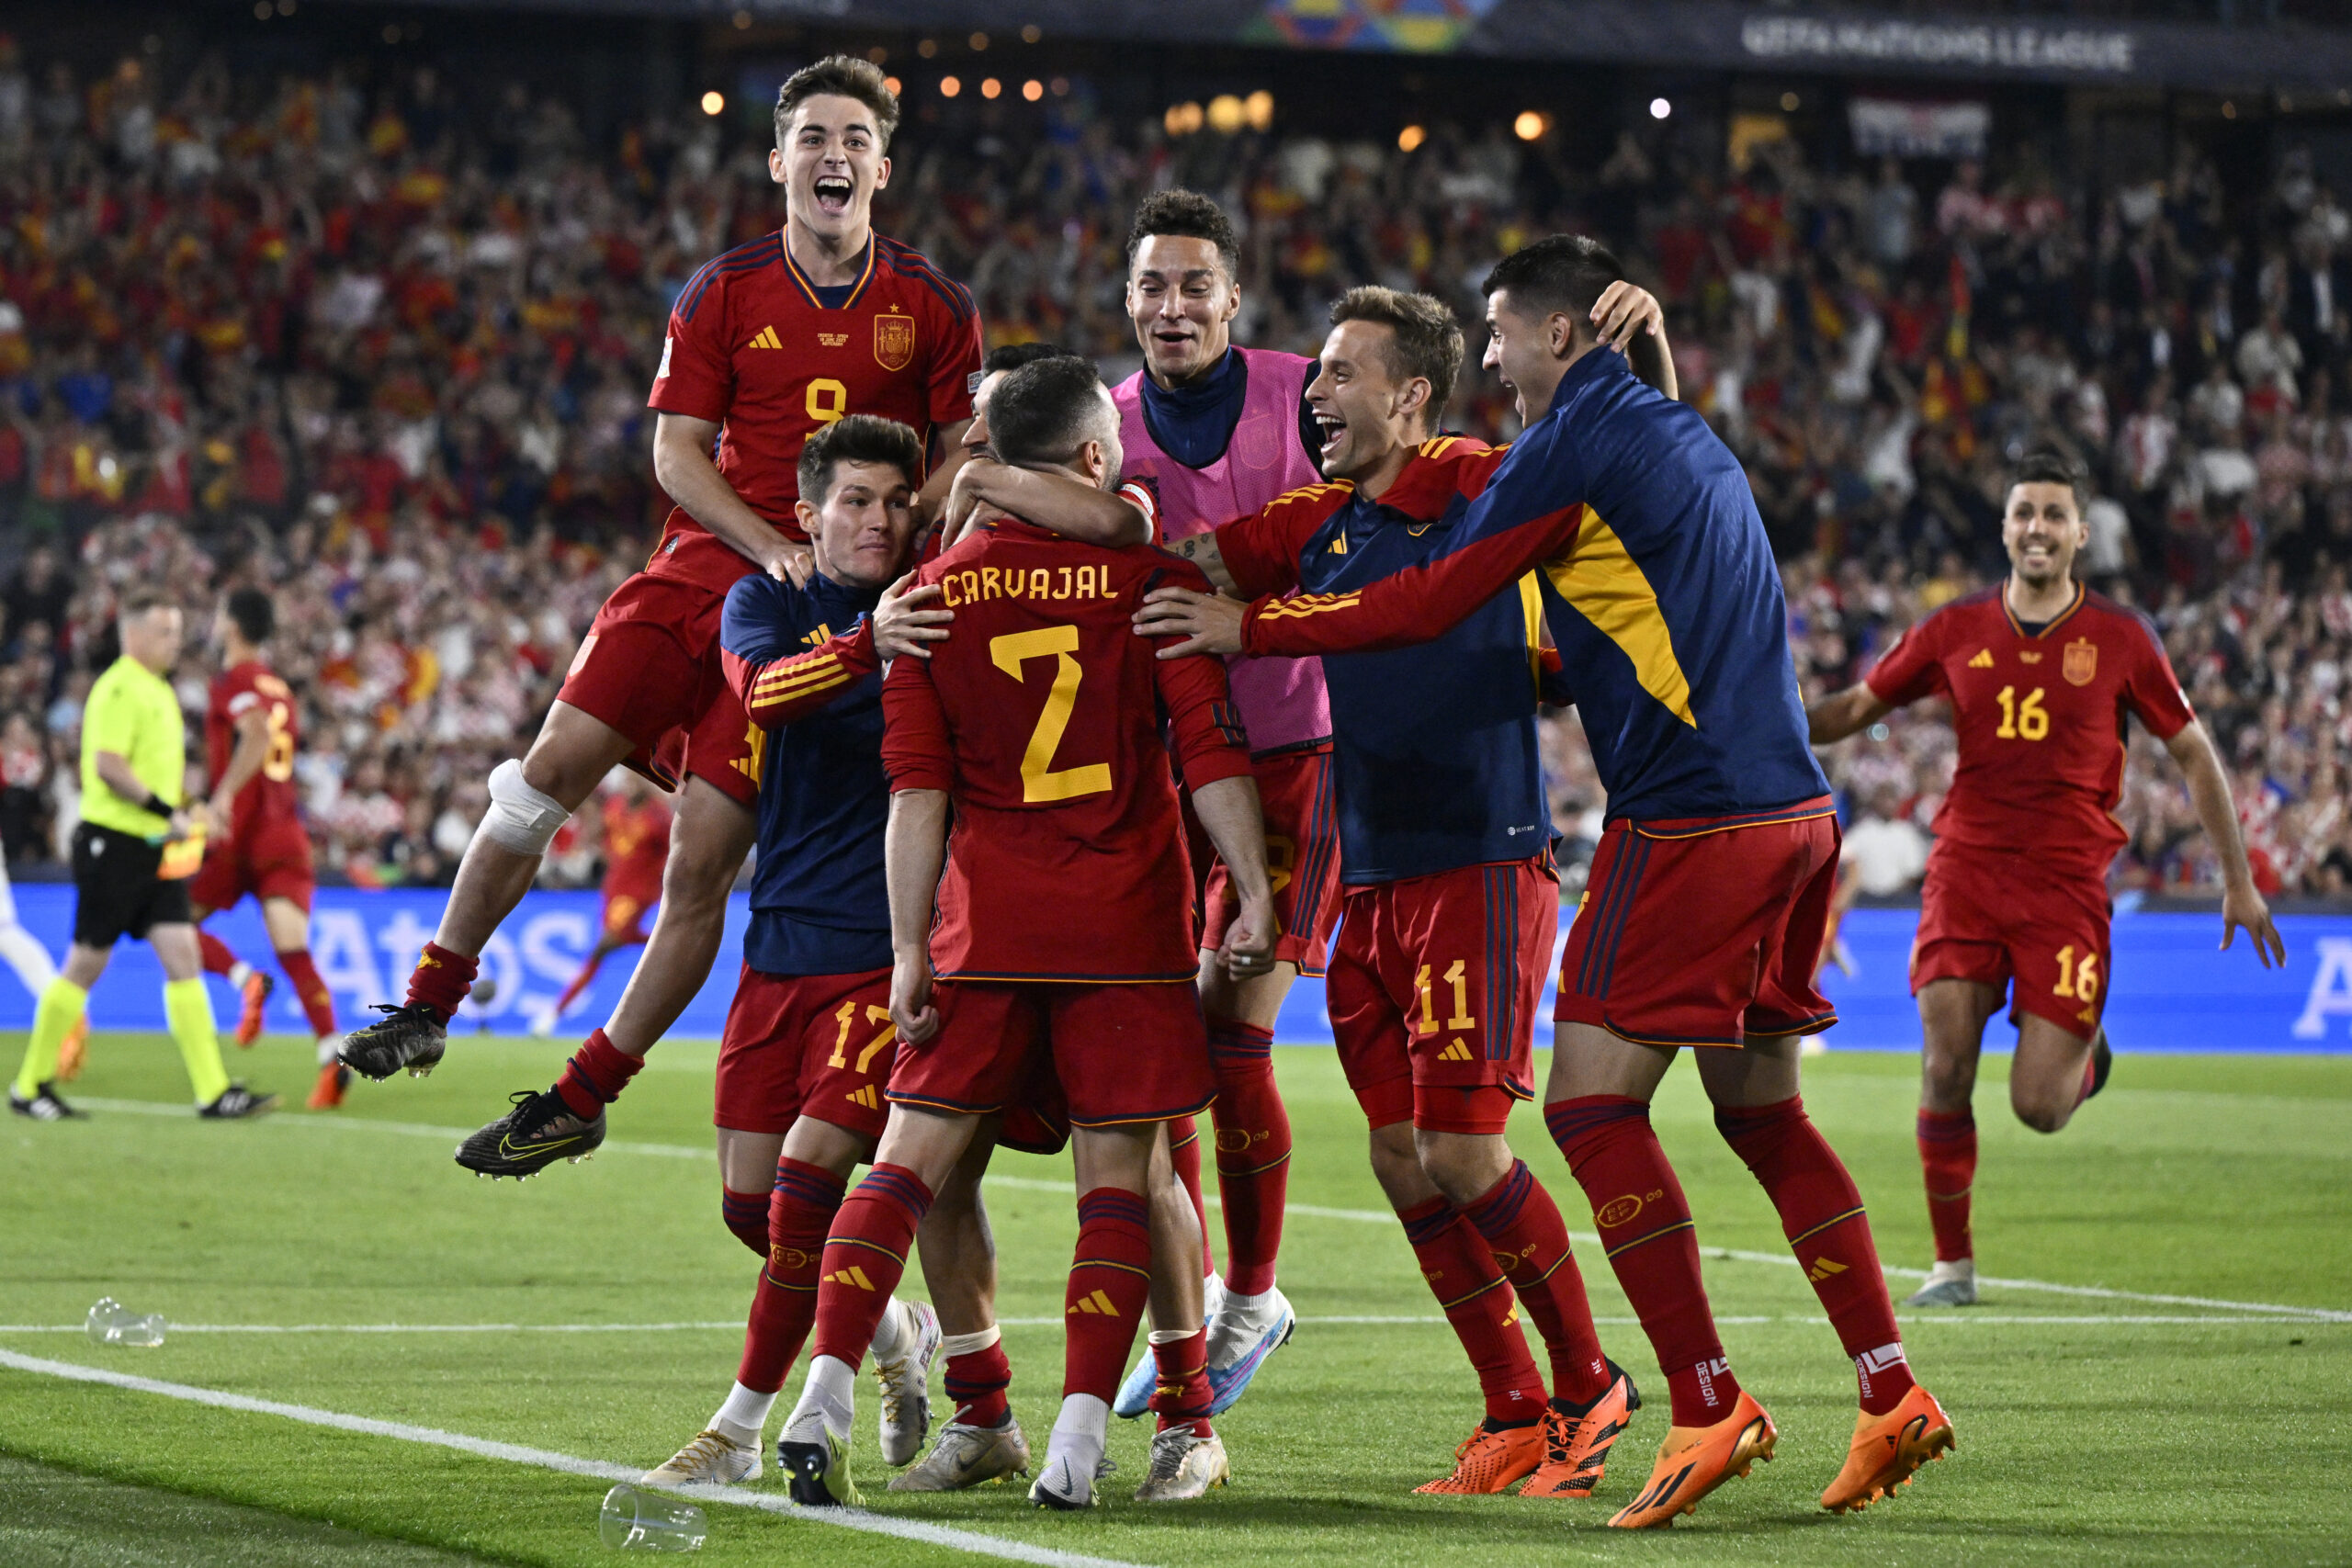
left=1464, top=1158, right=1611, bottom=1405
left=276, top=949, right=337, bottom=1038
left=404, top=942, right=478, bottom=1024
left=1916, top=1109, right=1977, bottom=1264
left=1168, top=1115, right=1217, bottom=1280
left=198, top=930, right=241, bottom=977
left=720, top=1186, right=769, bottom=1257
left=1396, top=1194, right=1545, bottom=1426
left=1716, top=1097, right=1915, bottom=1416
left=944, top=1339, right=1012, bottom=1428
left=1148, top=1327, right=1214, bottom=1437
left=1063, top=1187, right=1155, bottom=1400
left=1546, top=1095, right=1738, bottom=1427
left=737, top=1159, right=845, bottom=1394
left=1206, top=1021, right=1288, bottom=1296
left=553, top=952, right=605, bottom=1019
left=553, top=1028, right=643, bottom=1119
left=809, top=1164, right=933, bottom=1367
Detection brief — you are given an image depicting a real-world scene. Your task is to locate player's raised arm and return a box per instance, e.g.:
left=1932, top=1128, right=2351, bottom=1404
left=947, top=457, right=1153, bottom=548
left=2161, top=720, right=2286, bottom=967
left=1806, top=683, right=1895, bottom=745
left=653, top=412, right=812, bottom=586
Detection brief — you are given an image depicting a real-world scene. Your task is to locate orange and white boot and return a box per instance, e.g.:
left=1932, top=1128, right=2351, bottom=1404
left=1820, top=1384, right=1953, bottom=1513
left=1607, top=1390, right=1776, bottom=1528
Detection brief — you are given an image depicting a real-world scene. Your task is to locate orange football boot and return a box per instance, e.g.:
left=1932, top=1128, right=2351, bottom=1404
left=1820, top=1384, right=1953, bottom=1513
left=1520, top=1363, right=1642, bottom=1499
left=55, top=1015, right=89, bottom=1082
left=307, top=1062, right=349, bottom=1111
left=234, top=971, right=275, bottom=1047
left=1607, top=1389, right=1776, bottom=1529
left=1412, top=1420, right=1545, bottom=1495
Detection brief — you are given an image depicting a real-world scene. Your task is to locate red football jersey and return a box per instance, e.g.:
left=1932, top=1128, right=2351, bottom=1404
left=880, top=519, right=1253, bottom=982
left=1865, top=582, right=2194, bottom=873
left=207, top=660, right=303, bottom=845
left=646, top=232, right=981, bottom=591
left=600, top=790, right=672, bottom=907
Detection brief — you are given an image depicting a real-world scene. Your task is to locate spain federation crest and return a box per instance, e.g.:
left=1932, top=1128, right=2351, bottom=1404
left=874, top=310, right=915, bottom=372
left=2063, top=637, right=2098, bottom=686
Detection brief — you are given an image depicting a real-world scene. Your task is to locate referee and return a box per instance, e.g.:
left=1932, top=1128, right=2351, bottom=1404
left=8, top=591, right=275, bottom=1120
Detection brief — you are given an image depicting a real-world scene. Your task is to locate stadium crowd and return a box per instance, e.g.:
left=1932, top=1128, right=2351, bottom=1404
left=0, top=42, right=2344, bottom=896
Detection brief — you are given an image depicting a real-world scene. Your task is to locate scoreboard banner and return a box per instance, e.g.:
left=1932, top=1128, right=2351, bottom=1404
left=0, top=886, right=2345, bottom=1054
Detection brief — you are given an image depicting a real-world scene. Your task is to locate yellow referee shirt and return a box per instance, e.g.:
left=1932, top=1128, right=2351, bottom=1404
left=80, top=655, right=184, bottom=839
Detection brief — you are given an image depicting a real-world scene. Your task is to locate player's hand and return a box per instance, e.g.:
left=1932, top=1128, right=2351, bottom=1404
left=1134, top=586, right=1246, bottom=659
left=890, top=952, right=940, bottom=1046
left=942, top=457, right=1004, bottom=549
left=201, top=798, right=231, bottom=845
left=768, top=540, right=815, bottom=589
left=873, top=573, right=952, bottom=661
left=1217, top=892, right=1278, bottom=982
left=2220, top=881, right=2287, bottom=969
left=1590, top=280, right=1664, bottom=353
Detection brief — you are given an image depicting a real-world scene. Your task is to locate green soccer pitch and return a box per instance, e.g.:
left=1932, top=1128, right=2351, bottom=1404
left=3, top=1033, right=2346, bottom=1567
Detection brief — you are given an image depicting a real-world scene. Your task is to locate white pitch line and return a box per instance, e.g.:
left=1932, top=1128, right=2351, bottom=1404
left=0, top=1348, right=1146, bottom=1568
left=66, top=1098, right=2352, bottom=1324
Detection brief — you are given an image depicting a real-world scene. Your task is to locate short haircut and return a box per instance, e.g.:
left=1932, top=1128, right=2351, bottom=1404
left=982, top=342, right=1071, bottom=377
left=224, top=586, right=275, bottom=644
left=775, top=55, right=899, bottom=153
left=1481, top=234, right=1626, bottom=337
left=2010, top=448, right=2089, bottom=512
left=119, top=588, right=176, bottom=620
left=1329, top=287, right=1464, bottom=428
left=797, top=414, right=925, bottom=502
left=987, top=356, right=1113, bottom=468
left=1126, top=188, right=1238, bottom=280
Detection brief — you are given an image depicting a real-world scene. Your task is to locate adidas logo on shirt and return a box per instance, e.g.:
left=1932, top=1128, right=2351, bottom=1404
left=843, top=1085, right=879, bottom=1109
left=1968, top=649, right=1995, bottom=668
left=747, top=325, right=783, bottom=350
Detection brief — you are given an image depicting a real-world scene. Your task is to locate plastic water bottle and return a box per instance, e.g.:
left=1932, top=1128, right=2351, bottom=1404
left=85, top=1297, right=166, bottom=1348
left=598, top=1484, right=707, bottom=1551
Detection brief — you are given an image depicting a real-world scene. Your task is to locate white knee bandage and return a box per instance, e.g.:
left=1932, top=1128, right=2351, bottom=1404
left=480, top=759, right=570, bottom=855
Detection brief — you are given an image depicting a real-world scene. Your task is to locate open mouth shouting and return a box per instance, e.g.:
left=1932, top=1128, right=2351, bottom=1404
left=812, top=175, right=855, bottom=216
left=1314, top=410, right=1348, bottom=463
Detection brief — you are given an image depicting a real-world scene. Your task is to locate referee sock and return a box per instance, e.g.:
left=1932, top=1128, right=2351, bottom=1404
left=1064, top=1188, right=1155, bottom=1401
left=277, top=949, right=337, bottom=1040
left=1716, top=1096, right=1914, bottom=1416
left=1463, top=1159, right=1611, bottom=1406
left=1916, top=1109, right=1977, bottom=1264
left=13, top=978, right=87, bottom=1097
left=738, top=1159, right=846, bottom=1396
left=403, top=942, right=477, bottom=1025
left=1396, top=1193, right=1547, bottom=1425
left=1207, top=1021, right=1289, bottom=1297
left=1545, top=1095, right=1737, bottom=1427
left=164, top=977, right=230, bottom=1105
left=809, top=1164, right=932, bottom=1368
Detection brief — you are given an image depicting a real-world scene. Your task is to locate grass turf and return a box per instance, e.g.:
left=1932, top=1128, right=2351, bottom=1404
left=2, top=1030, right=2346, bottom=1566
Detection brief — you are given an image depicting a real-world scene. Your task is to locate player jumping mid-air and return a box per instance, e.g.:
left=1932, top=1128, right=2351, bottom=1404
left=531, top=772, right=669, bottom=1038
left=1807, top=449, right=2283, bottom=1307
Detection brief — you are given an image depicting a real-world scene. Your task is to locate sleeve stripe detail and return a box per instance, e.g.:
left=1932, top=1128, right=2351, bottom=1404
left=752, top=657, right=844, bottom=694
left=1255, top=591, right=1364, bottom=621
left=751, top=671, right=851, bottom=709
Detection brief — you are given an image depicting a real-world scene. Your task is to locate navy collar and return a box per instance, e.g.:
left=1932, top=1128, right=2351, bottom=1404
left=1542, top=345, right=1627, bottom=421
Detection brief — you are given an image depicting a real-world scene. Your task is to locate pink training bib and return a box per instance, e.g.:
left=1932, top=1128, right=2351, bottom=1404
left=1114, top=347, right=1330, bottom=753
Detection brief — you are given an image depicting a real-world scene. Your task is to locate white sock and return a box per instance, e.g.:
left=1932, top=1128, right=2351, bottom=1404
left=315, top=1034, right=343, bottom=1066
left=784, top=1355, right=857, bottom=1443
left=1218, top=1284, right=1278, bottom=1319
left=937, top=1325, right=1000, bottom=1359
left=1046, top=1393, right=1109, bottom=1479
left=228, top=961, right=254, bottom=987
left=711, top=1381, right=777, bottom=1448
left=868, top=1295, right=909, bottom=1362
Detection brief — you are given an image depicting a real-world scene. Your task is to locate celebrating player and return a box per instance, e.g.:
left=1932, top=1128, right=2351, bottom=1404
left=1142, top=286, right=1647, bottom=1496
left=340, top=57, right=981, bottom=1180
left=9, top=592, right=273, bottom=1122
left=1142, top=236, right=1951, bottom=1526
left=531, top=773, right=669, bottom=1038
left=1807, top=450, right=2284, bottom=1307
left=774, top=357, right=1276, bottom=1511
left=189, top=588, right=347, bottom=1109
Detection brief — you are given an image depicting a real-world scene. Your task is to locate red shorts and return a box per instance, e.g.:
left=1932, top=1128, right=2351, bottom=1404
left=888, top=979, right=1214, bottom=1129
left=557, top=572, right=759, bottom=808
left=601, top=892, right=655, bottom=942
left=1326, top=859, right=1555, bottom=1134
left=714, top=965, right=896, bottom=1138
left=1558, top=801, right=1839, bottom=1047
left=1913, top=844, right=2111, bottom=1040
left=1201, top=744, right=1342, bottom=977
left=188, top=829, right=315, bottom=916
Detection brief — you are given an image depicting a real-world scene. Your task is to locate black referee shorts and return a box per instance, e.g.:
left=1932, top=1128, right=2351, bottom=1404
left=71, top=822, right=192, bottom=948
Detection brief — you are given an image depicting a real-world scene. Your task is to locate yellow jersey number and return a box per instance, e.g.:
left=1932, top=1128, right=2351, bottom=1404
left=989, top=626, right=1112, bottom=803
left=1994, top=684, right=2050, bottom=740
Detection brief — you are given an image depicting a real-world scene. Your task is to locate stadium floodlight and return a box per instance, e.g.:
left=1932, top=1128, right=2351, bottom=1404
left=1650, top=96, right=1671, bottom=119
left=981, top=77, right=1001, bottom=99
left=700, top=91, right=724, bottom=117
left=1398, top=124, right=1426, bottom=152
left=1246, top=90, right=1274, bottom=130
left=941, top=75, right=962, bottom=97
left=1207, top=94, right=1247, bottom=133
left=1513, top=110, right=1547, bottom=141
left=1023, top=79, right=1044, bottom=102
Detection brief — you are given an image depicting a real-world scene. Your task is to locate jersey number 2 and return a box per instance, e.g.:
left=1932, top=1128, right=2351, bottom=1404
left=990, top=626, right=1113, bottom=803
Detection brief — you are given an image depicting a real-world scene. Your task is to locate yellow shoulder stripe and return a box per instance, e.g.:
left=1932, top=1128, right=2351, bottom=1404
left=1541, top=507, right=1696, bottom=728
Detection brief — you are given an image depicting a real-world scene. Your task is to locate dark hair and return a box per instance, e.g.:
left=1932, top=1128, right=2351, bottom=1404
left=797, top=413, right=925, bottom=502
left=1481, top=234, right=1626, bottom=339
left=224, top=586, right=275, bottom=645
left=2011, top=448, right=2089, bottom=512
left=119, top=588, right=176, bottom=619
left=987, top=356, right=1113, bottom=468
left=1125, top=188, right=1238, bottom=279
left=1329, top=287, right=1464, bottom=428
left=775, top=55, right=899, bottom=154
left=982, top=342, right=1071, bottom=376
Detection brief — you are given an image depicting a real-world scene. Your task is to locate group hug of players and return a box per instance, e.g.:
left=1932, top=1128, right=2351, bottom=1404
left=294, top=57, right=2282, bottom=1525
